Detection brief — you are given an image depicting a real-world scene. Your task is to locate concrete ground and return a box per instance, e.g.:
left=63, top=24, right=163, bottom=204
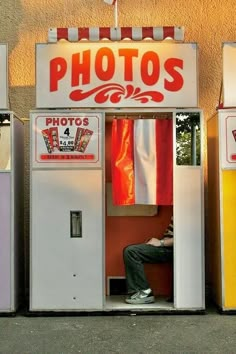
left=0, top=306, right=236, bottom=354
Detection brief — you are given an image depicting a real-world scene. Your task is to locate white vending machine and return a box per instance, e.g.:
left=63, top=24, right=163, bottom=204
left=30, top=30, right=205, bottom=312
left=0, top=42, right=24, bottom=313
left=30, top=111, right=104, bottom=311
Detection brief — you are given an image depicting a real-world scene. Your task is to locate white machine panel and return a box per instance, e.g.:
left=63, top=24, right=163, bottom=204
left=36, top=42, right=198, bottom=108
left=223, top=43, right=236, bottom=107
left=0, top=44, right=8, bottom=109
left=174, top=167, right=204, bottom=309
left=30, top=169, right=104, bottom=311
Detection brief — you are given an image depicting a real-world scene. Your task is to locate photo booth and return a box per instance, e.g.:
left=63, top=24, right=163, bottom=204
left=30, top=28, right=205, bottom=312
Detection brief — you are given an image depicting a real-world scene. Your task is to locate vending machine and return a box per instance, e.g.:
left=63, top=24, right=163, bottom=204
left=0, top=44, right=24, bottom=313
left=207, top=42, right=236, bottom=311
left=30, top=27, right=205, bottom=312
left=30, top=111, right=104, bottom=310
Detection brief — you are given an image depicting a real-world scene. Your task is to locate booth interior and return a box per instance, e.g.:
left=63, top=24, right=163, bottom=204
left=105, top=109, right=202, bottom=311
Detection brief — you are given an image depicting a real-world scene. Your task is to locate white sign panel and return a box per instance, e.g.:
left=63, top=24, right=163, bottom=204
left=0, top=124, right=10, bottom=170
left=31, top=111, right=103, bottom=169
left=219, top=111, right=236, bottom=169
left=36, top=42, right=198, bottom=108
left=223, top=43, right=236, bottom=107
left=0, top=44, right=8, bottom=109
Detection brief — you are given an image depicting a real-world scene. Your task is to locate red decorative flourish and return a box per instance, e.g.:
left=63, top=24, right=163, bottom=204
left=69, top=83, right=164, bottom=104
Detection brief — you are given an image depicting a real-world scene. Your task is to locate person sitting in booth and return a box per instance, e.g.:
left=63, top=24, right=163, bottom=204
left=123, top=216, right=173, bottom=304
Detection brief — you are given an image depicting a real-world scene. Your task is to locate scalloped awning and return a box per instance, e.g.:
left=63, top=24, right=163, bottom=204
left=48, top=26, right=184, bottom=43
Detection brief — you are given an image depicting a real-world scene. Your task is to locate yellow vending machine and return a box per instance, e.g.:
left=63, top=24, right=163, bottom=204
left=207, top=42, right=236, bottom=311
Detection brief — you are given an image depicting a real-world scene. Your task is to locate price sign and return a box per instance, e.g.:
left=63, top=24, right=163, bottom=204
left=31, top=112, right=103, bottom=168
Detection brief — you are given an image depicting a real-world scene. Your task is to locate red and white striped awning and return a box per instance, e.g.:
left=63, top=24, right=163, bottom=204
left=48, top=26, right=184, bottom=43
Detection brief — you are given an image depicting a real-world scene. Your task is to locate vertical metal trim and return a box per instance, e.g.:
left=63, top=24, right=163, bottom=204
left=10, top=113, right=14, bottom=310
left=173, top=110, right=177, bottom=309
left=101, top=111, right=106, bottom=309
left=200, top=109, right=205, bottom=309
left=218, top=111, right=225, bottom=308
left=175, top=108, right=205, bottom=309
left=29, top=112, right=33, bottom=310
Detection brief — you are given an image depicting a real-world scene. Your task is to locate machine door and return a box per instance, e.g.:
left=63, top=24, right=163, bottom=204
left=30, top=169, right=104, bottom=311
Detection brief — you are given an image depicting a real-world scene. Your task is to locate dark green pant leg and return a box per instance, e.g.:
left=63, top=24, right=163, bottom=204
left=123, top=243, right=173, bottom=294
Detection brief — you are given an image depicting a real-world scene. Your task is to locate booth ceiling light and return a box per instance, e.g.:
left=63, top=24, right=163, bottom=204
left=48, top=26, right=184, bottom=43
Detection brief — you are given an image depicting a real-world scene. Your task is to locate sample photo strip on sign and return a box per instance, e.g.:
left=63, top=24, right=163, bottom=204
left=0, top=44, right=8, bottom=109
left=36, top=42, right=198, bottom=108
left=31, top=113, right=103, bottom=168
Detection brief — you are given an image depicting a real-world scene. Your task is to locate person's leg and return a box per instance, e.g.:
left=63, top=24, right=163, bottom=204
left=123, top=243, right=173, bottom=294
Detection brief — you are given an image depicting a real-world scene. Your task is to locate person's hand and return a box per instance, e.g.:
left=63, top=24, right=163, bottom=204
left=146, top=238, right=161, bottom=247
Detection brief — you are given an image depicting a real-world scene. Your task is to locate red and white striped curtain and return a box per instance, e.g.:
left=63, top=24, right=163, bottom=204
left=111, top=119, right=173, bottom=205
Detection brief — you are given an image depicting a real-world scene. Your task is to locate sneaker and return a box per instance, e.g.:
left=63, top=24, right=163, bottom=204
left=125, top=290, right=155, bottom=304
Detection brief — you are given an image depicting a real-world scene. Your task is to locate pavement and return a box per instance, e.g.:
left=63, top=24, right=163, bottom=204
left=0, top=304, right=236, bottom=354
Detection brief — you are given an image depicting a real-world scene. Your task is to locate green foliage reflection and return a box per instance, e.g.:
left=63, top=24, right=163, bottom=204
left=176, top=112, right=201, bottom=166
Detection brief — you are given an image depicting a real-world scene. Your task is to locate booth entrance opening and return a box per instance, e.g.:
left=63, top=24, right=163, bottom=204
left=104, top=109, right=203, bottom=311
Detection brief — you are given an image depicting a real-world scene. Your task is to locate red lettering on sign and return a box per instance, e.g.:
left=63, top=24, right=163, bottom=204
left=141, top=51, right=160, bottom=86
left=83, top=117, right=89, bottom=126
left=95, top=47, right=115, bottom=81
left=40, top=154, right=95, bottom=160
left=67, top=117, right=74, bottom=125
left=164, top=58, right=184, bottom=91
left=46, top=118, right=60, bottom=125
left=60, top=118, right=67, bottom=126
left=45, top=117, right=90, bottom=127
left=50, top=57, right=67, bottom=92
left=48, top=47, right=186, bottom=103
left=75, top=118, right=82, bottom=126
left=118, top=49, right=138, bottom=81
left=72, top=50, right=91, bottom=87
left=46, top=118, right=52, bottom=125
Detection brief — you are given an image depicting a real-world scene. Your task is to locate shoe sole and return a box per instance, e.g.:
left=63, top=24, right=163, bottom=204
left=125, top=296, right=155, bottom=304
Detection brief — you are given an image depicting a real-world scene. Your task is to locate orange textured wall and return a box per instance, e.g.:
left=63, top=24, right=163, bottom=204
left=1, top=0, right=235, bottom=120
left=1, top=0, right=236, bottom=293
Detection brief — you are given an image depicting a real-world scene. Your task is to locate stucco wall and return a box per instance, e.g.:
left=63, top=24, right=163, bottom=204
left=1, top=0, right=235, bottom=118
left=1, top=0, right=235, bottom=299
